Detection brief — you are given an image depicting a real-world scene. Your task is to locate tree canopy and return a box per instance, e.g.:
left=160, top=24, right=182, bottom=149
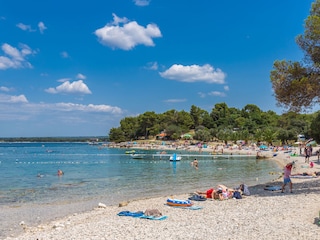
left=108, top=102, right=317, bottom=144
left=270, top=0, right=320, bottom=112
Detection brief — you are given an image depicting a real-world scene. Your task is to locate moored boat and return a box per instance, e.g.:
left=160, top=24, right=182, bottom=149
left=131, top=153, right=144, bottom=159
left=169, top=153, right=181, bottom=161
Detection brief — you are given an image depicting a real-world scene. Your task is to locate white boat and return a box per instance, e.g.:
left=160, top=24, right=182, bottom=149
left=131, top=153, right=144, bottom=159
left=169, top=153, right=181, bottom=161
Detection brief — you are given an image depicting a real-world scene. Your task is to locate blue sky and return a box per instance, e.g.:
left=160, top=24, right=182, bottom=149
left=0, top=0, right=315, bottom=137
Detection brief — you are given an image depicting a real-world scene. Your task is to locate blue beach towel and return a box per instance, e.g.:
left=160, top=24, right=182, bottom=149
left=117, top=211, right=144, bottom=217
left=117, top=211, right=168, bottom=220
left=139, top=215, right=168, bottom=220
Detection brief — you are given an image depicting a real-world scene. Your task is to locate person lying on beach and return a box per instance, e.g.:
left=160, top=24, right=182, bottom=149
left=196, top=188, right=215, bottom=199
left=216, top=187, right=235, bottom=200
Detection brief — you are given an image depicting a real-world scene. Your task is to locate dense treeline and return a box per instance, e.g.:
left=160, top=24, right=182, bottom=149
left=0, top=136, right=109, bottom=143
left=109, top=103, right=320, bottom=145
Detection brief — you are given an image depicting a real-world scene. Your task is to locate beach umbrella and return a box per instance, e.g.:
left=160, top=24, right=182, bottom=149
left=182, top=133, right=192, bottom=139
left=259, top=145, right=268, bottom=149
left=306, top=141, right=316, bottom=146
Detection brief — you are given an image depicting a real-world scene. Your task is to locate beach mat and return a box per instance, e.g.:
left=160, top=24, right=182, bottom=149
left=117, top=211, right=167, bottom=220
left=188, top=195, right=207, bottom=201
left=264, top=186, right=282, bottom=191
left=165, top=204, right=203, bottom=210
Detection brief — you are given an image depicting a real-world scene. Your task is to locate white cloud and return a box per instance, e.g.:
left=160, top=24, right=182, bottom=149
left=0, top=100, right=123, bottom=118
left=198, top=92, right=206, bottom=98
left=57, top=78, right=71, bottom=83
left=94, top=13, right=162, bottom=50
left=76, top=73, right=86, bottom=80
left=0, top=94, right=28, bottom=103
left=146, top=61, right=158, bottom=70
left=60, top=51, right=69, bottom=58
left=224, top=85, right=229, bottom=91
left=0, top=43, right=35, bottom=70
left=45, top=80, right=92, bottom=95
left=133, top=0, right=151, bottom=6
left=164, top=99, right=187, bottom=103
left=16, top=23, right=35, bottom=32
left=208, top=91, right=226, bottom=97
left=0, top=86, right=10, bottom=92
left=55, top=103, right=122, bottom=114
left=160, top=64, right=226, bottom=84
left=38, top=21, right=47, bottom=34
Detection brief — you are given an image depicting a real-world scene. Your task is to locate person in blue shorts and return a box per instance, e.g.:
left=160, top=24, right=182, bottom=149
left=281, top=162, right=294, bottom=193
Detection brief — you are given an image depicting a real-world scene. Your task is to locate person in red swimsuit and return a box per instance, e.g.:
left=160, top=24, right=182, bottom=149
left=196, top=188, right=215, bottom=199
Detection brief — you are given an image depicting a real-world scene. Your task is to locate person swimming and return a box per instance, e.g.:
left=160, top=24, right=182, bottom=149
left=57, top=169, right=64, bottom=176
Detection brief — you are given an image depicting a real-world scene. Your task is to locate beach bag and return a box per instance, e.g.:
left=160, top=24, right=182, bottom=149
left=233, top=191, right=242, bottom=199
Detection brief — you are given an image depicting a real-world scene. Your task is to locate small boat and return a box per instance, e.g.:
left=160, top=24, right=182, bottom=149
left=169, top=153, right=181, bottom=161
left=125, top=150, right=135, bottom=154
left=131, top=153, right=144, bottom=159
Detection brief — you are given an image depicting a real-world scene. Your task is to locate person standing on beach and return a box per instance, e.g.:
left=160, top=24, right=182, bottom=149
left=281, top=162, right=294, bottom=193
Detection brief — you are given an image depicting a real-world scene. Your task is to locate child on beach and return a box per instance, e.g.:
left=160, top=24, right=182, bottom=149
left=281, top=162, right=294, bottom=193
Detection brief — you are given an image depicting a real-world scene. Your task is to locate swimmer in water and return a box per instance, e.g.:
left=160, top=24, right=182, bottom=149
left=57, top=169, right=64, bottom=176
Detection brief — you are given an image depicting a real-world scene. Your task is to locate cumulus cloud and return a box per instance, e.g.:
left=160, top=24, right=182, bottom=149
left=133, top=0, right=151, bottom=6
left=208, top=91, right=226, bottom=97
left=16, top=23, right=35, bottom=32
left=145, top=61, right=158, bottom=70
left=38, top=21, right=47, bottom=33
left=55, top=102, right=122, bottom=114
left=94, top=13, right=162, bottom=50
left=224, top=85, right=229, bottom=91
left=76, top=73, right=86, bottom=80
left=0, top=86, right=10, bottom=92
left=159, top=64, right=226, bottom=84
left=45, top=80, right=92, bottom=95
left=164, top=98, right=187, bottom=103
left=0, top=43, right=35, bottom=70
left=0, top=94, right=28, bottom=103
left=60, top=51, right=69, bottom=58
left=198, top=92, right=206, bottom=98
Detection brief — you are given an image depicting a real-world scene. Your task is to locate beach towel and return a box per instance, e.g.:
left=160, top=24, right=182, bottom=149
left=117, top=210, right=168, bottom=220
left=139, top=215, right=168, bottom=220
left=165, top=204, right=203, bottom=210
left=117, top=211, right=144, bottom=217
left=264, top=185, right=282, bottom=191
left=188, top=194, right=207, bottom=201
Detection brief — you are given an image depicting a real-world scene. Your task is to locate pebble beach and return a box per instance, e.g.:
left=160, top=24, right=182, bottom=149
left=4, top=144, right=320, bottom=240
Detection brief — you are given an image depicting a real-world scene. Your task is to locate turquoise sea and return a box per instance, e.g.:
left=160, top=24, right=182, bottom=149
left=0, top=142, right=281, bottom=205
left=0, top=142, right=281, bottom=238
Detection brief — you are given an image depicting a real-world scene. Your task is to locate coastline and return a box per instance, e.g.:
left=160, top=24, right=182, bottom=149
left=4, top=144, right=320, bottom=239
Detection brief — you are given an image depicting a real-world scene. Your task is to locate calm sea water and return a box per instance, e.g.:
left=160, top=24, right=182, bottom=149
left=0, top=142, right=281, bottom=206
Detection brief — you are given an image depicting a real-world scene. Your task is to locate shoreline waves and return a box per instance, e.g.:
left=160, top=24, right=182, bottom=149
left=3, top=144, right=320, bottom=239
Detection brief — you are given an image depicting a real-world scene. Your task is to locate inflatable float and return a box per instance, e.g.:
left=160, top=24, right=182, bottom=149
left=166, top=198, right=193, bottom=207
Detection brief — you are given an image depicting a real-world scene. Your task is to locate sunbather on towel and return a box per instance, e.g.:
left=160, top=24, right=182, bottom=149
left=196, top=188, right=215, bottom=199
left=216, top=187, right=234, bottom=201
